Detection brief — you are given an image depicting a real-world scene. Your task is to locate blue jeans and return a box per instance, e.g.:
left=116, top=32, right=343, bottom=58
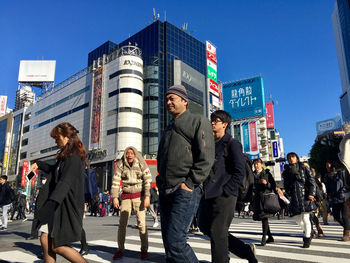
left=159, top=186, right=201, bottom=263
left=0, top=204, right=11, bottom=228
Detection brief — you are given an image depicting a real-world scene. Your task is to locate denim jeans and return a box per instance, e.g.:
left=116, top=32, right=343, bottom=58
left=0, top=204, right=11, bottom=228
left=159, top=186, right=201, bottom=263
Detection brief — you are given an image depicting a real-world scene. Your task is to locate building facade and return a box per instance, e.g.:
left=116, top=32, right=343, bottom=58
left=333, top=0, right=350, bottom=122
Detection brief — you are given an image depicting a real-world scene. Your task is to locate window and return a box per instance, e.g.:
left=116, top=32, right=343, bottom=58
left=20, top=152, right=27, bottom=159
left=22, top=138, right=28, bottom=146
left=23, top=126, right=30, bottom=133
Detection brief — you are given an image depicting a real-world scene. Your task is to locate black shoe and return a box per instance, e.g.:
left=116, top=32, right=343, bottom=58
left=266, top=236, right=274, bottom=243
left=79, top=248, right=89, bottom=256
left=302, top=237, right=311, bottom=248
left=261, top=236, right=266, bottom=246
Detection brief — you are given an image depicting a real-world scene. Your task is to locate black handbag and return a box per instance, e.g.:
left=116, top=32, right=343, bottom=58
left=262, top=190, right=281, bottom=214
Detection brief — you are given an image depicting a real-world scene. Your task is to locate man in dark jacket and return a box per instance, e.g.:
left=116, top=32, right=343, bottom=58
left=157, top=85, right=215, bottom=262
left=0, top=175, right=14, bottom=231
left=198, top=110, right=257, bottom=263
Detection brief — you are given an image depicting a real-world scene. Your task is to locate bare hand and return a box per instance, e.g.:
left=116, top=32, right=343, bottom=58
left=143, top=196, right=150, bottom=208
left=309, top=195, right=316, bottom=202
left=261, top=179, right=268, bottom=185
left=28, top=163, right=38, bottom=174
left=181, top=183, right=193, bottom=192
left=113, top=198, right=119, bottom=208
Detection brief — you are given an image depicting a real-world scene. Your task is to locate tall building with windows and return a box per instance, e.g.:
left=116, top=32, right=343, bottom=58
left=88, top=20, right=208, bottom=154
left=333, top=0, right=350, bottom=122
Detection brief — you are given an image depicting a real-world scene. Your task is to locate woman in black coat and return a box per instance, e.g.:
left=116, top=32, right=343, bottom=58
left=252, top=158, right=276, bottom=246
left=282, top=152, right=316, bottom=248
left=28, top=122, right=87, bottom=263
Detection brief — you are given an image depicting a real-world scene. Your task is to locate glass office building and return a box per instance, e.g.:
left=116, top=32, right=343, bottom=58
left=88, top=20, right=208, bottom=154
left=333, top=0, right=350, bottom=122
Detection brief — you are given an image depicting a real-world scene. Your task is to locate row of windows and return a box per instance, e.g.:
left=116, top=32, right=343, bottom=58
left=107, top=107, right=143, bottom=117
left=106, top=127, right=143, bottom=135
left=108, top=88, right=143, bottom=97
left=34, top=103, right=89, bottom=129
left=35, top=86, right=90, bottom=116
left=109, top=69, right=143, bottom=80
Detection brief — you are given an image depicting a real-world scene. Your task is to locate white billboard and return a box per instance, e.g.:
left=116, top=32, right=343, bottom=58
left=18, top=60, right=56, bottom=82
left=0, top=96, right=7, bottom=116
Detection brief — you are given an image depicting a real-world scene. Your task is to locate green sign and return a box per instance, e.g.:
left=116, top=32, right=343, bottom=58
left=207, top=66, right=217, bottom=82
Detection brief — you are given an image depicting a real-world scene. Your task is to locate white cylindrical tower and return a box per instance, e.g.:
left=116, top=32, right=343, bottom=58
left=116, top=45, right=144, bottom=158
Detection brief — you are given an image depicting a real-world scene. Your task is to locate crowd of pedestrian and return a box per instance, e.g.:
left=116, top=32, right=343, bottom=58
left=1, top=85, right=350, bottom=263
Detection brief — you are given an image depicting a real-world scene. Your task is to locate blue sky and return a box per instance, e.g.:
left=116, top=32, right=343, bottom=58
left=0, top=0, right=340, bottom=157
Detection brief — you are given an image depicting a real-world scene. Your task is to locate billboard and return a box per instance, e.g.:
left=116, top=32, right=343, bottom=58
left=21, top=160, right=29, bottom=187
left=316, top=116, right=342, bottom=135
left=266, top=102, right=275, bottom=128
left=223, top=76, right=266, bottom=120
left=206, top=42, right=217, bottom=64
left=0, top=96, right=7, bottom=116
left=18, top=60, right=56, bottom=82
left=90, top=67, right=103, bottom=149
left=173, top=60, right=205, bottom=92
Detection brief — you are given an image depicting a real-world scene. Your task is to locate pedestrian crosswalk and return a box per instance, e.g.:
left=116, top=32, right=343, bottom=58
left=0, top=219, right=349, bottom=262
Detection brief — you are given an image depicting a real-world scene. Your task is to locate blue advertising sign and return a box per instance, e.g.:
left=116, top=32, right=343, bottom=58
left=242, top=123, right=250, bottom=152
left=223, top=76, right=266, bottom=120
left=272, top=140, right=279, bottom=158
left=316, top=116, right=342, bottom=135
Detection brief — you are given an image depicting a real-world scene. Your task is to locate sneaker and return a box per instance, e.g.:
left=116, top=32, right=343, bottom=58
left=22, top=218, right=27, bottom=222
left=152, top=222, right=159, bottom=228
left=113, top=250, right=123, bottom=260
left=140, top=251, right=148, bottom=260
left=0, top=227, right=7, bottom=231
left=8, top=220, right=12, bottom=223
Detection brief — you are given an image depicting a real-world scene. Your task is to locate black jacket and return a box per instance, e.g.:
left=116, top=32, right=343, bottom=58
left=326, top=169, right=347, bottom=204
left=282, top=162, right=316, bottom=216
left=157, top=110, right=215, bottom=191
left=36, top=154, right=85, bottom=247
left=203, top=134, right=246, bottom=199
left=252, top=169, right=276, bottom=220
left=0, top=182, right=13, bottom=206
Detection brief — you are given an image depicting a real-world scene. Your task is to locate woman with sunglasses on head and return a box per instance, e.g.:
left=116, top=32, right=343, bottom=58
left=28, top=122, right=87, bottom=263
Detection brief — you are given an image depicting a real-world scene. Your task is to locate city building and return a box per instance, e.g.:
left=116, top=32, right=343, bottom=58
left=0, top=112, right=13, bottom=176
left=8, top=19, right=215, bottom=192
left=14, top=86, right=35, bottom=111
left=332, top=0, right=350, bottom=122
left=88, top=20, right=209, bottom=154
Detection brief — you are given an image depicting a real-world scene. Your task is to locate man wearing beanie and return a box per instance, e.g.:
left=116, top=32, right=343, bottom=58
left=157, top=85, right=215, bottom=262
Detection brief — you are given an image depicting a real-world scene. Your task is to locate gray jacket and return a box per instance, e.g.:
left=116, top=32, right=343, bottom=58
left=157, top=110, right=215, bottom=191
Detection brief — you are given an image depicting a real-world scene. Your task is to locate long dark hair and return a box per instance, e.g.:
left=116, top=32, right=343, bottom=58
left=50, top=122, right=86, bottom=161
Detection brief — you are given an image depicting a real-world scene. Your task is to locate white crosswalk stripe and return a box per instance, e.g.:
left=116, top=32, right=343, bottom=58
left=0, top=219, right=349, bottom=262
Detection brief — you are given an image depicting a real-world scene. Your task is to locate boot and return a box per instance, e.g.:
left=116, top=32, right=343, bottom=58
left=261, top=235, right=266, bottom=246
left=342, top=230, right=350, bottom=242
left=302, top=237, right=312, bottom=248
left=317, top=226, right=324, bottom=238
left=266, top=235, right=274, bottom=243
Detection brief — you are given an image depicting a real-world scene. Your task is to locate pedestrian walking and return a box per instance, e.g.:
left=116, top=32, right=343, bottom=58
left=252, top=158, right=276, bottom=246
left=149, top=186, right=159, bottom=228
left=198, top=110, right=257, bottom=263
left=0, top=175, right=15, bottom=231
left=111, top=146, right=152, bottom=260
left=325, top=162, right=350, bottom=241
left=157, top=85, right=215, bottom=263
left=282, top=152, right=317, bottom=248
left=28, top=122, right=87, bottom=263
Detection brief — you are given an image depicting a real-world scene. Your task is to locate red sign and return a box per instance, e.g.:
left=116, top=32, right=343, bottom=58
left=209, top=79, right=219, bottom=94
left=266, top=102, right=275, bottom=128
left=206, top=42, right=217, bottom=64
left=21, top=160, right=29, bottom=187
left=249, top=121, right=257, bottom=151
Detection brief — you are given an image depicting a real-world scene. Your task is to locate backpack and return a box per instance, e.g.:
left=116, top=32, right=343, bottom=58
left=223, top=138, right=254, bottom=202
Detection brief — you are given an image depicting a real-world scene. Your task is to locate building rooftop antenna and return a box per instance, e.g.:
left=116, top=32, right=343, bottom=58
left=153, top=8, right=157, bottom=22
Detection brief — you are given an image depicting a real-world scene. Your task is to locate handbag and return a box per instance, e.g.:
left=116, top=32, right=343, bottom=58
left=262, top=190, right=281, bottom=214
